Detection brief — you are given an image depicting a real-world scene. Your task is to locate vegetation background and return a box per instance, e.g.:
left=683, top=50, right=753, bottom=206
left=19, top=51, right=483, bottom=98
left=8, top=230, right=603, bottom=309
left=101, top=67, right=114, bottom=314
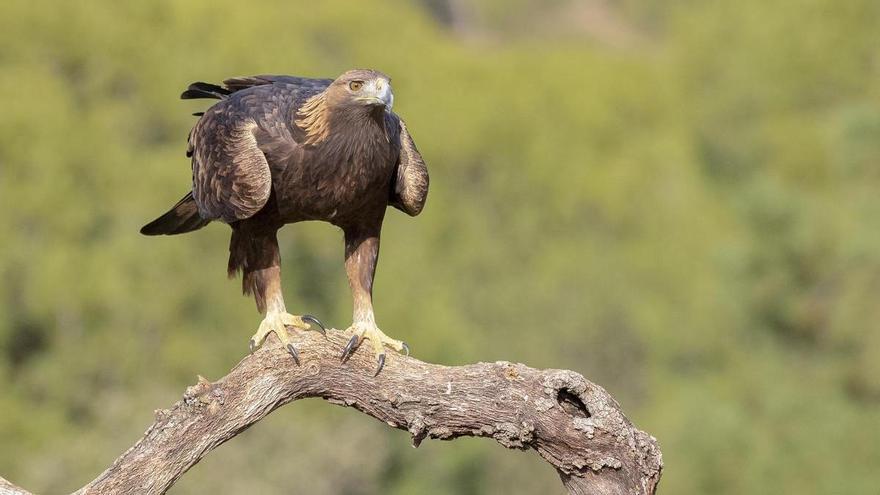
left=1, top=0, right=879, bottom=493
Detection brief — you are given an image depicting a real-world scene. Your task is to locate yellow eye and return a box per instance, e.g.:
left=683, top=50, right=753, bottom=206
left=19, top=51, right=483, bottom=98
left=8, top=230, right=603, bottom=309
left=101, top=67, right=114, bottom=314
left=349, top=81, right=363, bottom=91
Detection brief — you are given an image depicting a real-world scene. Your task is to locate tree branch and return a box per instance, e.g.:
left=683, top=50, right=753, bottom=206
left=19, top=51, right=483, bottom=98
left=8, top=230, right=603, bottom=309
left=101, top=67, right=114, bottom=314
left=0, top=331, right=662, bottom=495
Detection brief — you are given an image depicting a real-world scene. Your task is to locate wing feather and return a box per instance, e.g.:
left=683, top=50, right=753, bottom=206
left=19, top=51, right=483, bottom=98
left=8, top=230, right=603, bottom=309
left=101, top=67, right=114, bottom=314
left=390, top=119, right=429, bottom=216
left=190, top=110, right=271, bottom=223
left=222, top=75, right=333, bottom=94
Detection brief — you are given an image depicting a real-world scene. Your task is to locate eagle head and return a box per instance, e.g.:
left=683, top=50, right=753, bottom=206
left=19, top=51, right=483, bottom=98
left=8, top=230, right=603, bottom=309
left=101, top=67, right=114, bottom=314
left=296, top=69, right=395, bottom=145
left=327, top=69, right=393, bottom=112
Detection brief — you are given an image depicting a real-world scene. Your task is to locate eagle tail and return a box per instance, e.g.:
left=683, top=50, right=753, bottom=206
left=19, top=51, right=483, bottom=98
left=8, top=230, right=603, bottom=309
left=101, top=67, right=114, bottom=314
left=140, top=192, right=210, bottom=236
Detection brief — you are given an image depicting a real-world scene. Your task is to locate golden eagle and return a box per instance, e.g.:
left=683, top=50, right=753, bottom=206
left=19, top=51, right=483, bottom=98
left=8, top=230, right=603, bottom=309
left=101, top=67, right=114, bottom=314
left=141, top=69, right=428, bottom=374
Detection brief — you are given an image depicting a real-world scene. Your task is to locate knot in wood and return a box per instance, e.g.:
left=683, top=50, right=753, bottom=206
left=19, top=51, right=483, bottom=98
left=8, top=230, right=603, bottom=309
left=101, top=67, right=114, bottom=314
left=304, top=361, right=321, bottom=377
left=407, top=414, right=427, bottom=448
left=183, top=375, right=222, bottom=411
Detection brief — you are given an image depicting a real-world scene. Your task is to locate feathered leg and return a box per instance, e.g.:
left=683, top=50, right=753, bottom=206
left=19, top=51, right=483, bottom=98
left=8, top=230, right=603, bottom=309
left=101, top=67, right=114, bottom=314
left=228, top=225, right=324, bottom=363
left=339, top=224, right=408, bottom=375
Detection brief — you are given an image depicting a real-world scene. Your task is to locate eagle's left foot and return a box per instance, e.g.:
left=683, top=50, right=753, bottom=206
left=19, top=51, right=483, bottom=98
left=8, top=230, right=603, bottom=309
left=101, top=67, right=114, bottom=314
left=339, top=322, right=409, bottom=375
left=249, top=312, right=325, bottom=365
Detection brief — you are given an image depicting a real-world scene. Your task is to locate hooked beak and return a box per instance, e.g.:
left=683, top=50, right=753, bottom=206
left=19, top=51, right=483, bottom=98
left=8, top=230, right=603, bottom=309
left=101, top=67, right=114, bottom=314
left=356, top=78, right=394, bottom=110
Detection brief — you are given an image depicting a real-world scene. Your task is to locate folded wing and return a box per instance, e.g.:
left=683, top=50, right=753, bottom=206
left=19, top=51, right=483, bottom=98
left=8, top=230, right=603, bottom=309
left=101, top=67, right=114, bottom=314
left=390, top=119, right=429, bottom=216
left=189, top=110, right=272, bottom=223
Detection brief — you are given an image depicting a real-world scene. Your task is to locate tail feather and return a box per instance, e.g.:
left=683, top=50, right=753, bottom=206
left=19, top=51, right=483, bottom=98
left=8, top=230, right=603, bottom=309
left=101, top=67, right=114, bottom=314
left=140, top=192, right=210, bottom=236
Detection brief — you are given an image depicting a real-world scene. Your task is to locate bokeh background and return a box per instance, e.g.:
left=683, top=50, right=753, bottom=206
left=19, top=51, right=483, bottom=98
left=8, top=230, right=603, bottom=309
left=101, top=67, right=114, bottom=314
left=2, top=0, right=879, bottom=493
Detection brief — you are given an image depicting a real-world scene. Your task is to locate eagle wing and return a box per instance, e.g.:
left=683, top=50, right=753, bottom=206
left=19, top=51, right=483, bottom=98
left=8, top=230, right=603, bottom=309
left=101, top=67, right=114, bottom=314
left=389, top=119, right=429, bottom=216
left=181, top=75, right=332, bottom=101
left=221, top=75, right=333, bottom=94
left=188, top=110, right=271, bottom=223
left=184, top=78, right=328, bottom=223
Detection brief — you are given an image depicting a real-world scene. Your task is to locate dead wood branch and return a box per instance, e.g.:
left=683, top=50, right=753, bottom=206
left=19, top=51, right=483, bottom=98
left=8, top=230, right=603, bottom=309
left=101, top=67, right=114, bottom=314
left=0, top=330, right=662, bottom=495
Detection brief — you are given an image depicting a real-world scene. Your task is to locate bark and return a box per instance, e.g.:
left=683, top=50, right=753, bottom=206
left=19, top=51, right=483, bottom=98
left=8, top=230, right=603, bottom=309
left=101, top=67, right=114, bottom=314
left=0, top=331, right=662, bottom=495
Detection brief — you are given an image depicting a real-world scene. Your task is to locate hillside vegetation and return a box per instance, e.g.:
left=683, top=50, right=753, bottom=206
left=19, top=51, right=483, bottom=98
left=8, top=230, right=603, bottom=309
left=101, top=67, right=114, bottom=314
left=1, top=1, right=878, bottom=493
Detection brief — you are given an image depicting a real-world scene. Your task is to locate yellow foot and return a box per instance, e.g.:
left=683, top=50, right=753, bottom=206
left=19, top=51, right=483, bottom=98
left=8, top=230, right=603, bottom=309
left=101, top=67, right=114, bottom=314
left=249, top=312, right=325, bottom=365
left=339, top=322, right=409, bottom=376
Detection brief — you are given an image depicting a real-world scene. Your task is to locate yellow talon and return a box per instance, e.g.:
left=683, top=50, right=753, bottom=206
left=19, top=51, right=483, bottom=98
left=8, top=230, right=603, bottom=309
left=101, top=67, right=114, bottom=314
left=339, top=322, right=409, bottom=375
left=249, top=311, right=324, bottom=364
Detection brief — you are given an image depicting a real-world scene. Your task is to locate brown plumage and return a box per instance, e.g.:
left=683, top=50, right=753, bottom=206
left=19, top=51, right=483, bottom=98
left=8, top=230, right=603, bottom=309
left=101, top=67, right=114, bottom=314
left=142, top=69, right=428, bottom=372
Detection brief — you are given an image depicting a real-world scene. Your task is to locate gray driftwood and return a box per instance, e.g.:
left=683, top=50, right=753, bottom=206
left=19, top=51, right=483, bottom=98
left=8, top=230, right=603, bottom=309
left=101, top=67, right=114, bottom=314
left=0, top=330, right=662, bottom=495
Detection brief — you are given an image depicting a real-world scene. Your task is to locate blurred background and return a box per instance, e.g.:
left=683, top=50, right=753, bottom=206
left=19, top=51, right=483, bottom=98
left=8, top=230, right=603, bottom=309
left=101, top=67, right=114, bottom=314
left=1, top=0, right=879, bottom=493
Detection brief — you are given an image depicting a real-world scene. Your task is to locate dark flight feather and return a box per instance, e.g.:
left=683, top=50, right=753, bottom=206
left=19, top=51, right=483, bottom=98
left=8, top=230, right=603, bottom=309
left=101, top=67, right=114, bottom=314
left=181, top=82, right=231, bottom=100
left=140, top=192, right=210, bottom=235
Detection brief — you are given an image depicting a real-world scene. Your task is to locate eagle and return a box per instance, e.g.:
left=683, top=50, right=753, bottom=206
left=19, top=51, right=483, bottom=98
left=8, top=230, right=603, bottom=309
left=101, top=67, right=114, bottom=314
left=141, top=69, right=428, bottom=374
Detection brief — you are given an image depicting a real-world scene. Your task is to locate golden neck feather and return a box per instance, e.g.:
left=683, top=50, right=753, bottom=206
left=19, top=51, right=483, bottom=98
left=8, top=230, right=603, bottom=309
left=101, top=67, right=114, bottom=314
left=294, top=92, right=331, bottom=145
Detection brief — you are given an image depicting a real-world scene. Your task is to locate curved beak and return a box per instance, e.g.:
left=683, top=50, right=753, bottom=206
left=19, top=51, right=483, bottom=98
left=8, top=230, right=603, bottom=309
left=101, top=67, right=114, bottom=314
left=357, top=78, right=394, bottom=110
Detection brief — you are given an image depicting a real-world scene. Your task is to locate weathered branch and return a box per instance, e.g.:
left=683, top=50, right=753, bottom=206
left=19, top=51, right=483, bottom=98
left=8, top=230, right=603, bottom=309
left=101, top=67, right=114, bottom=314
left=0, top=330, right=662, bottom=495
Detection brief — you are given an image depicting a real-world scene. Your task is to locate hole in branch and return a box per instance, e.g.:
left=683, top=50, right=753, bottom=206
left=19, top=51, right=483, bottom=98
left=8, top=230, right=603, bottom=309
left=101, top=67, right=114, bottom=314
left=557, top=389, right=590, bottom=418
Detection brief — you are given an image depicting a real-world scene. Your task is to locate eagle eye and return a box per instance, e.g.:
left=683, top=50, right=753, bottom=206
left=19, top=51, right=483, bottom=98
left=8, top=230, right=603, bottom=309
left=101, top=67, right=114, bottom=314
left=349, top=80, right=364, bottom=91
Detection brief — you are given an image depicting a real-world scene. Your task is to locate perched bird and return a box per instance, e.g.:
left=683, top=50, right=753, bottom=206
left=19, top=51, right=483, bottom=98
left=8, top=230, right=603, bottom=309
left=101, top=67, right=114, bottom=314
left=141, top=69, right=429, bottom=374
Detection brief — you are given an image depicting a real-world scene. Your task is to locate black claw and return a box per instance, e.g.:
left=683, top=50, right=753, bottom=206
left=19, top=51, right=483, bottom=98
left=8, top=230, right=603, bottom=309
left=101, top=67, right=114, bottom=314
left=249, top=339, right=256, bottom=354
left=340, top=335, right=359, bottom=363
left=374, top=353, right=386, bottom=376
left=302, top=314, right=326, bottom=335
left=287, top=344, right=300, bottom=366
left=401, top=342, right=410, bottom=357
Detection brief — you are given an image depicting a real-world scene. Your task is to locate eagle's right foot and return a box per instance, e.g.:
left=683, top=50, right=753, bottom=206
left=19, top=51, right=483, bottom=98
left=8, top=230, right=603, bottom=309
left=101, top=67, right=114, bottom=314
left=249, top=312, right=325, bottom=365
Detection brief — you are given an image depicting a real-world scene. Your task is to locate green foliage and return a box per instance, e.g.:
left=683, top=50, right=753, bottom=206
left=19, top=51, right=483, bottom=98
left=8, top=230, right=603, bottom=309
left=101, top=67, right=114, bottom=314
left=1, top=0, right=878, bottom=493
